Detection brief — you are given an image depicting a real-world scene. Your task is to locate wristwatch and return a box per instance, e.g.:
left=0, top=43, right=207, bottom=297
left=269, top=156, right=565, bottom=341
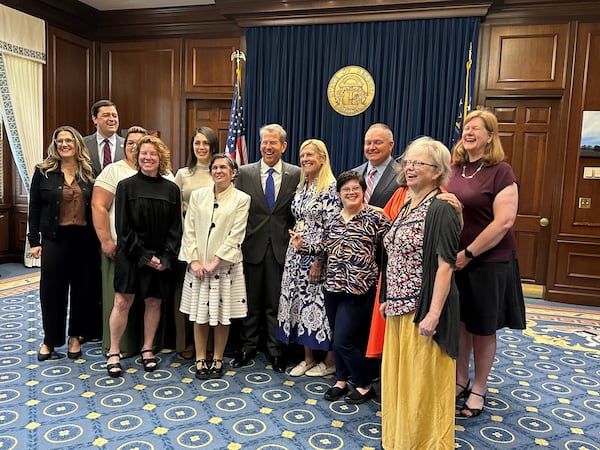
left=464, top=247, right=475, bottom=259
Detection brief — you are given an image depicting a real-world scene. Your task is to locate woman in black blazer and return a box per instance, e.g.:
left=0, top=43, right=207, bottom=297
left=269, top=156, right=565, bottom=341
left=28, top=126, right=101, bottom=361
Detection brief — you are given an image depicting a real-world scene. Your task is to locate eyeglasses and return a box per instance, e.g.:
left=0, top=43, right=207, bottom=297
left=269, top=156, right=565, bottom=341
left=401, top=159, right=438, bottom=169
left=340, top=186, right=362, bottom=194
left=55, top=138, right=74, bottom=145
left=126, top=141, right=137, bottom=147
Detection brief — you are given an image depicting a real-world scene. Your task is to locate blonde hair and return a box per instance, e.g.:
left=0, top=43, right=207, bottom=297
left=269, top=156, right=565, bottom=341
left=37, top=126, right=95, bottom=183
left=297, top=139, right=335, bottom=194
left=452, top=109, right=505, bottom=166
left=133, top=135, right=172, bottom=175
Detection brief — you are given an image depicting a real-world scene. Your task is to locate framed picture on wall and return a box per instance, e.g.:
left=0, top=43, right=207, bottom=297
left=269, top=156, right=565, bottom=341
left=580, top=111, right=600, bottom=157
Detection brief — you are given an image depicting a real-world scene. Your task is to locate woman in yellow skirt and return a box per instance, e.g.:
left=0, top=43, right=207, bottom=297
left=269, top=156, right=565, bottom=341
left=380, top=136, right=461, bottom=449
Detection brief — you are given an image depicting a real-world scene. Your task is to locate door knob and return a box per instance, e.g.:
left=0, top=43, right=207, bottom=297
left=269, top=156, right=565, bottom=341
left=539, top=217, right=550, bottom=227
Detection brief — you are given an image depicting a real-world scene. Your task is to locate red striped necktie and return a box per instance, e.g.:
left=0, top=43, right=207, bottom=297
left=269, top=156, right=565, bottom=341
left=364, top=167, right=377, bottom=204
left=102, top=139, right=111, bottom=168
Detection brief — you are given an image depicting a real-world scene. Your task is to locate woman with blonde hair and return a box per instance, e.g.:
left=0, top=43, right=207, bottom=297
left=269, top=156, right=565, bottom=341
left=277, top=139, right=341, bottom=377
left=29, top=126, right=101, bottom=360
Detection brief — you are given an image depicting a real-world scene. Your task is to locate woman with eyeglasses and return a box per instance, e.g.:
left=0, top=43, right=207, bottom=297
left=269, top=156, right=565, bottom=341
left=178, top=153, right=250, bottom=380
left=320, top=170, right=390, bottom=404
left=447, top=109, right=525, bottom=419
left=379, top=137, right=461, bottom=449
left=28, top=126, right=101, bottom=361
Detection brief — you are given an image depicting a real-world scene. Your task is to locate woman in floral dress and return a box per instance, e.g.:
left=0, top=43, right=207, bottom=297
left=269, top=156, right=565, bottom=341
left=276, top=139, right=341, bottom=377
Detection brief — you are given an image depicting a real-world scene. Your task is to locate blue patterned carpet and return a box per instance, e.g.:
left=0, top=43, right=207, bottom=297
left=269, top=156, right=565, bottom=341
left=0, top=267, right=599, bottom=449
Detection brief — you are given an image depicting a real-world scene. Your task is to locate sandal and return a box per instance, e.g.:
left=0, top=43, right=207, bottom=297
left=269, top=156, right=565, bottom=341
left=195, top=359, right=211, bottom=380
left=209, top=359, right=224, bottom=379
left=106, top=353, right=122, bottom=378
left=459, top=391, right=486, bottom=417
left=456, top=379, right=471, bottom=401
left=140, top=349, right=158, bottom=372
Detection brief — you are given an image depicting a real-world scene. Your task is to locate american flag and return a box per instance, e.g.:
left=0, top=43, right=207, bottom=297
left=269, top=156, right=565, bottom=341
left=226, top=71, right=247, bottom=166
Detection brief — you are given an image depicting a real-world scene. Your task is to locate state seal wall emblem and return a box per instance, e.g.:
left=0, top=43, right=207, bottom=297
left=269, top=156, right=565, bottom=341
left=327, top=65, right=375, bottom=116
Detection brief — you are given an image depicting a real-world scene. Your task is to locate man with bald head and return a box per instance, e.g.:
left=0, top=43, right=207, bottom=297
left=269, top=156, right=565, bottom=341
left=352, top=123, right=400, bottom=208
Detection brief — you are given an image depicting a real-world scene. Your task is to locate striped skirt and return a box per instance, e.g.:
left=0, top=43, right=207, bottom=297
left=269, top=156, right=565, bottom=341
left=179, top=261, right=248, bottom=326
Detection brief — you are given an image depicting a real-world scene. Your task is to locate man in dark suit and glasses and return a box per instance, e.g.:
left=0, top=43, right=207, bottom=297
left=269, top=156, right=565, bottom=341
left=83, top=99, right=125, bottom=174
left=352, top=123, right=400, bottom=208
left=232, top=123, right=301, bottom=372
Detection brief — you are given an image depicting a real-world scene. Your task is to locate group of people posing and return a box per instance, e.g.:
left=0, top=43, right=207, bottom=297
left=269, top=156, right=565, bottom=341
left=28, top=99, right=525, bottom=449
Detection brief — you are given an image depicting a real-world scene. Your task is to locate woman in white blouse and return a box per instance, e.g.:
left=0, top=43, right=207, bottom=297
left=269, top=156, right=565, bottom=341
left=179, top=153, right=251, bottom=380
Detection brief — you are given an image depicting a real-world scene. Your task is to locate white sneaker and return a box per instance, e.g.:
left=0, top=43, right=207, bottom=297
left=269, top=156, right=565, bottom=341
left=305, top=361, right=336, bottom=377
left=289, top=360, right=316, bottom=377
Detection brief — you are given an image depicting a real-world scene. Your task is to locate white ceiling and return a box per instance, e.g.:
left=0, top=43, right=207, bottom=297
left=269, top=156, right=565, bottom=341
left=78, top=0, right=214, bottom=11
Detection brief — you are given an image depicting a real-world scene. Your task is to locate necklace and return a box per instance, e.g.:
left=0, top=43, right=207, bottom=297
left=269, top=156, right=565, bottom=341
left=397, top=187, right=439, bottom=221
left=461, top=161, right=485, bottom=179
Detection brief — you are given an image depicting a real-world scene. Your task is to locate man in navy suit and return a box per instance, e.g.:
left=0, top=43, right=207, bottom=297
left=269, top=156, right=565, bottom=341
left=232, top=124, right=301, bottom=372
left=83, top=100, right=125, bottom=174
left=352, top=123, right=400, bottom=208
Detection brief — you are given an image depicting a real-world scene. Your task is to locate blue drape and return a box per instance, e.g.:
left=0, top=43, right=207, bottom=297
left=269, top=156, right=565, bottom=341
left=244, top=18, right=480, bottom=175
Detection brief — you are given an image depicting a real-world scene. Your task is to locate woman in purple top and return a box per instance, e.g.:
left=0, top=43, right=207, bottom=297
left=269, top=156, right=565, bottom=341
left=447, top=109, right=526, bottom=418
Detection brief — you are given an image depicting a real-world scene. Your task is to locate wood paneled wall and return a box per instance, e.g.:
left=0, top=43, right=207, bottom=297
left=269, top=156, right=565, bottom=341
left=101, top=40, right=183, bottom=165
left=480, top=22, right=600, bottom=305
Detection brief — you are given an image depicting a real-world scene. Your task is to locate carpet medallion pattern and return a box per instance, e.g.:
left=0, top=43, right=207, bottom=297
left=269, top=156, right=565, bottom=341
left=0, top=270, right=599, bottom=449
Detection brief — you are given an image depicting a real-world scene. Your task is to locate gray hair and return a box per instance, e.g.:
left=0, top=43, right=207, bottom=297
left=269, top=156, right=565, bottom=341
left=403, top=136, right=451, bottom=186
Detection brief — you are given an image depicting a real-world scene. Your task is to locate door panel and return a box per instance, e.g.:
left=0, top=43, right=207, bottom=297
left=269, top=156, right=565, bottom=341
left=183, top=99, right=232, bottom=170
left=486, top=99, right=561, bottom=284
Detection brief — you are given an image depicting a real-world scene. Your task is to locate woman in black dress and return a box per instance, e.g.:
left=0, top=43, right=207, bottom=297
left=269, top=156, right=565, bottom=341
left=106, top=135, right=182, bottom=377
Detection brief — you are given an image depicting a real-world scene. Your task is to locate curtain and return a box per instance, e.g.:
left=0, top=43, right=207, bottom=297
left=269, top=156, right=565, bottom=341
left=0, top=5, right=46, bottom=267
left=244, top=18, right=480, bottom=175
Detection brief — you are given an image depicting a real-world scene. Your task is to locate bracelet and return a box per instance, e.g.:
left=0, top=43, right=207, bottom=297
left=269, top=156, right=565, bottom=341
left=464, top=247, right=475, bottom=259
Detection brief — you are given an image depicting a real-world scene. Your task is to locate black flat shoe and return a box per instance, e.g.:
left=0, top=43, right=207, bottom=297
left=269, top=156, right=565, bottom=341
left=67, top=337, right=82, bottom=359
left=37, top=346, right=55, bottom=361
left=106, top=353, right=122, bottom=378
left=231, top=350, right=256, bottom=368
left=209, top=359, right=224, bottom=379
left=141, top=349, right=158, bottom=372
left=344, top=386, right=376, bottom=404
left=324, top=385, right=349, bottom=401
left=270, top=356, right=286, bottom=373
left=195, top=359, right=211, bottom=380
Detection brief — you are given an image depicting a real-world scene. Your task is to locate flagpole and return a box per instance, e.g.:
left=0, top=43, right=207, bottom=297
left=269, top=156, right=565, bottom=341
left=227, top=50, right=248, bottom=166
left=463, top=42, right=473, bottom=121
left=230, top=50, right=246, bottom=85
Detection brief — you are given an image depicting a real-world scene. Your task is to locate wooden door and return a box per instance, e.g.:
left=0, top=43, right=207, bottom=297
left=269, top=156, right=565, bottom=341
left=183, top=99, right=233, bottom=170
left=486, top=99, right=561, bottom=284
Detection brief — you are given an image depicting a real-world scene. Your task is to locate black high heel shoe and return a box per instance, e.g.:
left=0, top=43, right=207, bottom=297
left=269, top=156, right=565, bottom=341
left=106, top=353, right=122, bottom=378
left=141, top=349, right=158, bottom=372
left=456, top=379, right=471, bottom=401
left=459, top=391, right=486, bottom=418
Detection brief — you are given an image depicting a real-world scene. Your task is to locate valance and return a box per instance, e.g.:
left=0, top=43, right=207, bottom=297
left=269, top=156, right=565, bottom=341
left=0, top=5, right=46, bottom=63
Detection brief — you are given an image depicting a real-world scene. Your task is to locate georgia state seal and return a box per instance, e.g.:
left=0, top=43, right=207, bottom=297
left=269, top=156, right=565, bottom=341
left=327, top=66, right=375, bottom=116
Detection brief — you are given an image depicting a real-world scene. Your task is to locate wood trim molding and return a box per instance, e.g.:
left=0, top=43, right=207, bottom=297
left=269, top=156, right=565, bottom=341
left=219, top=2, right=492, bottom=27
